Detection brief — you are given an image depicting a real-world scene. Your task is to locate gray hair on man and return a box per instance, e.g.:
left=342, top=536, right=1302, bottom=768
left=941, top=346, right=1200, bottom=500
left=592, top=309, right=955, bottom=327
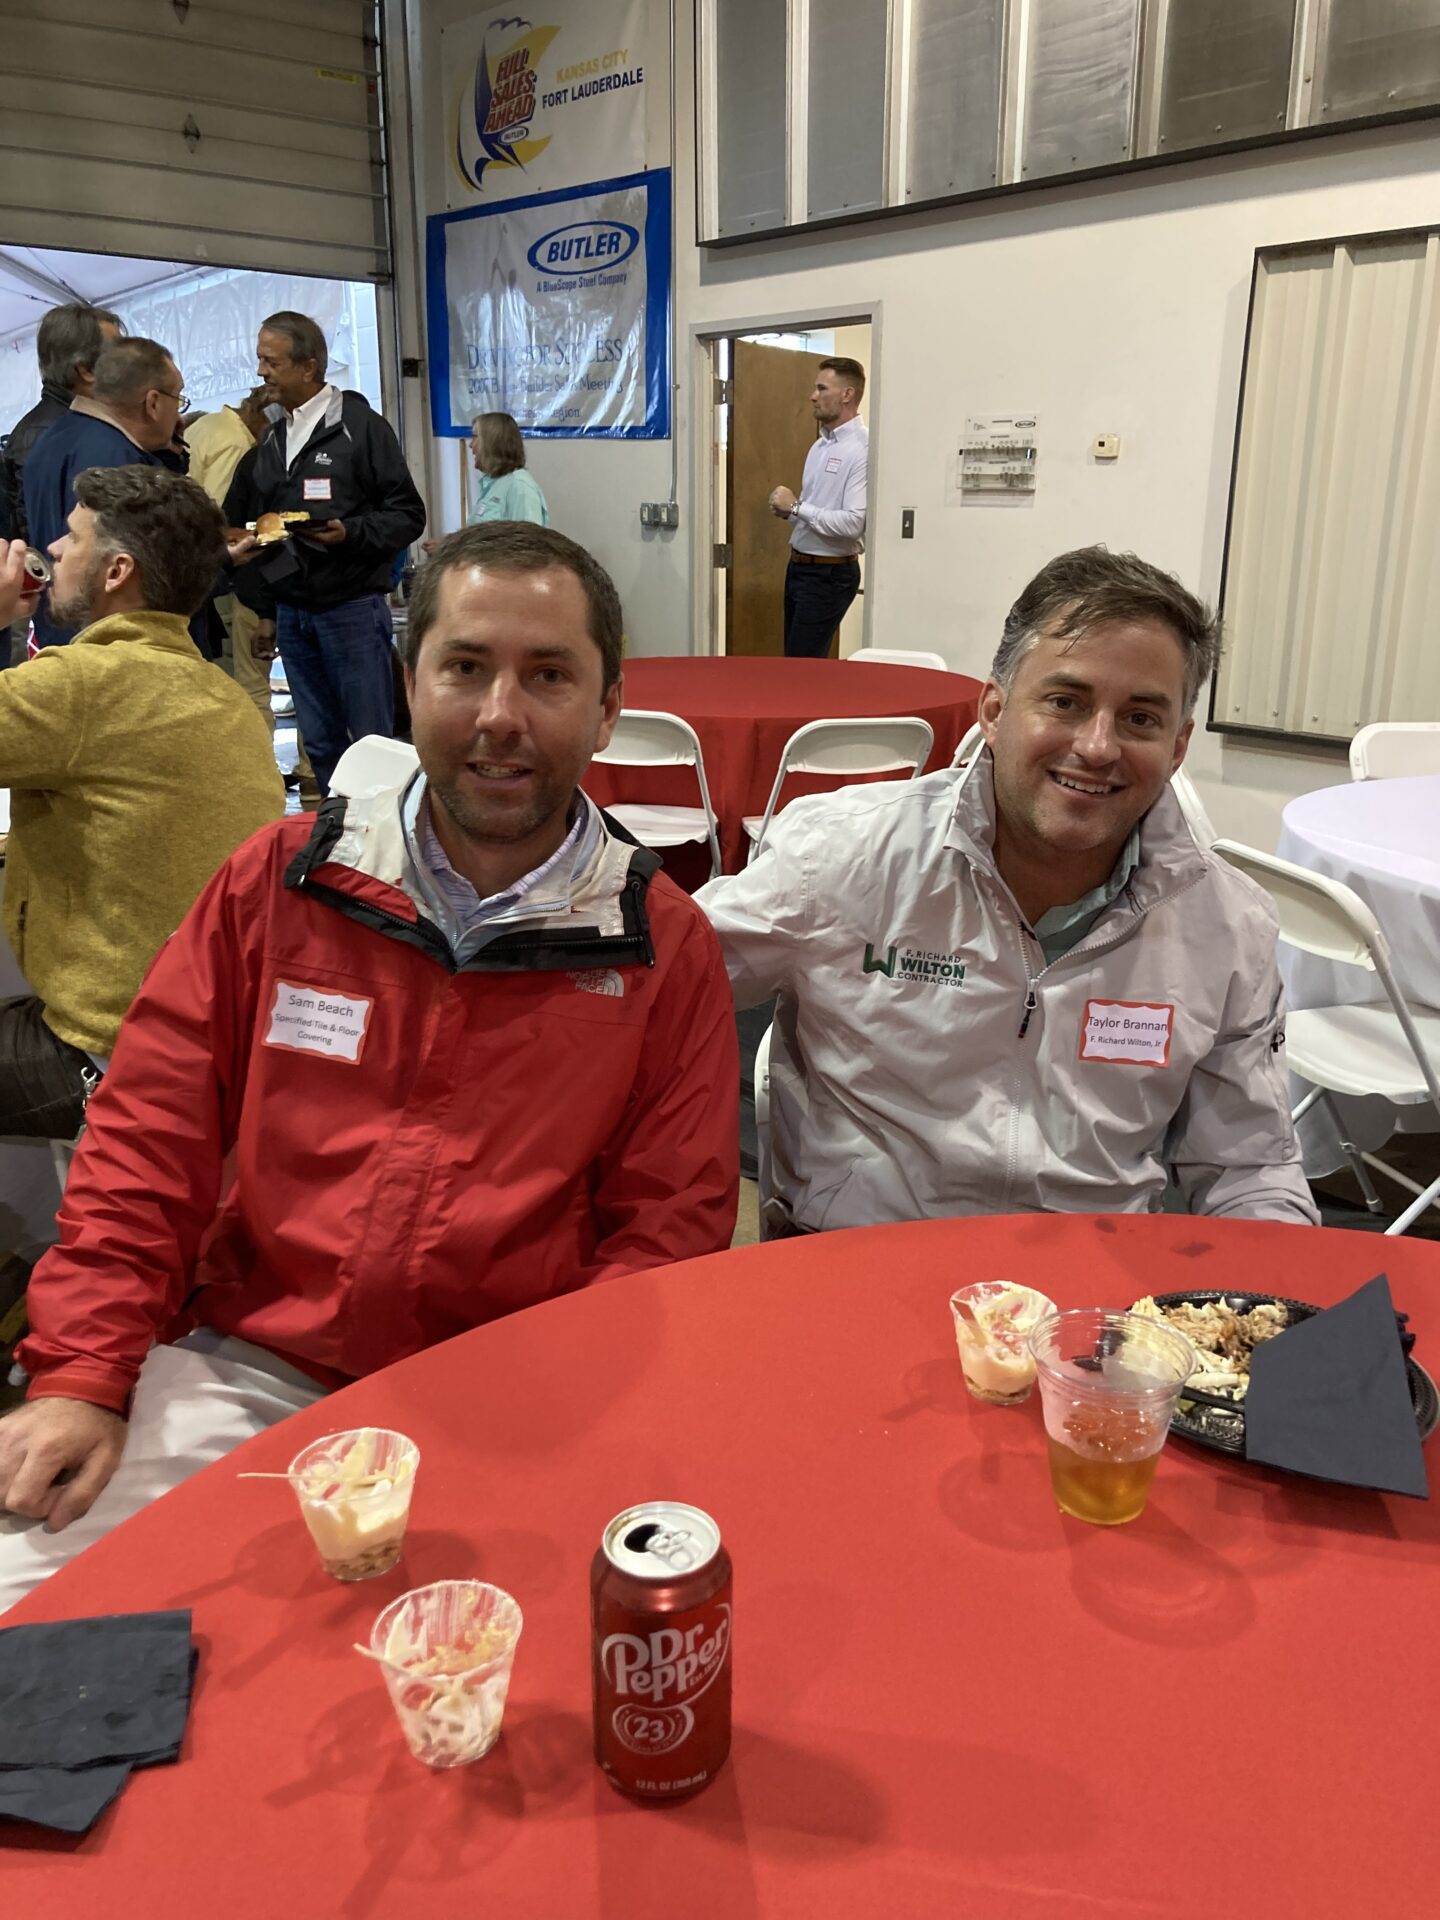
left=90, top=337, right=177, bottom=406
left=992, top=546, right=1221, bottom=716
left=37, top=303, right=122, bottom=391
left=260, top=310, right=328, bottom=379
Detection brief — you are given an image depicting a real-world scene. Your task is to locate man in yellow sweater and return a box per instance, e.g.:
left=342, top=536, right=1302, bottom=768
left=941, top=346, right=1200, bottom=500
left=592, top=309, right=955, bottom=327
left=184, top=387, right=274, bottom=730
left=0, top=464, right=284, bottom=1139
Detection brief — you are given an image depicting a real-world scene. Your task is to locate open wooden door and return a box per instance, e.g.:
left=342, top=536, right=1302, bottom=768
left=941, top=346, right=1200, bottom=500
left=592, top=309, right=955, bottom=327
left=725, top=340, right=826, bottom=658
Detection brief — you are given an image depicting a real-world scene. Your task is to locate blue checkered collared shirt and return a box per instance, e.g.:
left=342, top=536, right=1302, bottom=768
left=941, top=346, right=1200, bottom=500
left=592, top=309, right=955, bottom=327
left=400, top=773, right=600, bottom=965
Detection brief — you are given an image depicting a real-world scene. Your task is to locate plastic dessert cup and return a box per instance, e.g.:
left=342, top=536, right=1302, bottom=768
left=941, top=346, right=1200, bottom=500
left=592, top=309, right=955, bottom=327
left=287, top=1428, right=420, bottom=1581
left=368, top=1580, right=524, bottom=1769
left=950, top=1282, right=1059, bottom=1405
left=1027, top=1308, right=1196, bottom=1525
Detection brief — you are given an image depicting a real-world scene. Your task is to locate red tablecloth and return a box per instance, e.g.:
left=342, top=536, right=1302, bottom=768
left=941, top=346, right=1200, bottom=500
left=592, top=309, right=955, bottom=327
left=5, top=1215, right=1437, bottom=1916
left=584, top=656, right=981, bottom=872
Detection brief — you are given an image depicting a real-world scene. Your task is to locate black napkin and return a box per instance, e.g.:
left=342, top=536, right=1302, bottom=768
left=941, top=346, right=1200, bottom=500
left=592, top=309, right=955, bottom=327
left=1245, top=1275, right=1429, bottom=1499
left=0, top=1610, right=197, bottom=1836
left=0, top=1763, right=132, bottom=1835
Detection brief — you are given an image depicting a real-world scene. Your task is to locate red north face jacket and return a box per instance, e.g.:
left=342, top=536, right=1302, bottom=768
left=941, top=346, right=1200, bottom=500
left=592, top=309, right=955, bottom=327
left=20, top=792, right=740, bottom=1413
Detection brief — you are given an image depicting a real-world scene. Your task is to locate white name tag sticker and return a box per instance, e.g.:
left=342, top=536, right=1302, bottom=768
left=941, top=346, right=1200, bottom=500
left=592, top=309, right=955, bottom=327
left=824, top=455, right=842, bottom=475
left=303, top=477, right=332, bottom=501
left=263, top=981, right=372, bottom=1064
left=1079, top=999, right=1174, bottom=1067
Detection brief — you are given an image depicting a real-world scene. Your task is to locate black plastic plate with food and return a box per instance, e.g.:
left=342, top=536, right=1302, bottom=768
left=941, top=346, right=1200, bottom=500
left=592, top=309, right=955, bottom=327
left=1133, top=1289, right=1439, bottom=1459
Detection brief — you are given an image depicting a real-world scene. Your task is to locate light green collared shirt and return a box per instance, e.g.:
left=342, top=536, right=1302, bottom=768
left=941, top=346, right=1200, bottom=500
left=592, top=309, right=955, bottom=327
left=1031, top=827, right=1141, bottom=965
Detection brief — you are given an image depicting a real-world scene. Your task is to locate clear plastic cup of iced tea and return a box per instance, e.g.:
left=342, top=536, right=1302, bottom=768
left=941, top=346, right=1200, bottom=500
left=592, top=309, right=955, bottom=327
left=1027, top=1309, right=1196, bottom=1525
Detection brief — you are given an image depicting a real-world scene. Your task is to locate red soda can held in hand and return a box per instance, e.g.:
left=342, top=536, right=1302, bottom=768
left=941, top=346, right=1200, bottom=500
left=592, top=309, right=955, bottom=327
left=591, top=1501, right=732, bottom=1800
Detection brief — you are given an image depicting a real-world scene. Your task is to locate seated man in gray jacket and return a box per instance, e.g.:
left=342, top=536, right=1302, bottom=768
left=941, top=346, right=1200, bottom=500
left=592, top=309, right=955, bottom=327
left=698, top=546, right=1318, bottom=1232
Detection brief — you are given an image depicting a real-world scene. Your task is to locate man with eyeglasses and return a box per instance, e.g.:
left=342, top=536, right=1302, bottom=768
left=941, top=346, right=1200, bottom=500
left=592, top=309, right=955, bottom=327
left=22, top=337, right=189, bottom=650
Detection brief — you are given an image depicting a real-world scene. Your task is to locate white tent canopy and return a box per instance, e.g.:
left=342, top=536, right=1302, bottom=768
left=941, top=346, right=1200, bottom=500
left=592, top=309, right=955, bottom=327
left=0, top=246, right=381, bottom=431
left=0, top=244, right=199, bottom=345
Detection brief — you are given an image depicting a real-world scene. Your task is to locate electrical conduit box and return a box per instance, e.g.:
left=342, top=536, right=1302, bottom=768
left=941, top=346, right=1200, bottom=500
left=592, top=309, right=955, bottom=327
left=639, top=502, right=680, bottom=528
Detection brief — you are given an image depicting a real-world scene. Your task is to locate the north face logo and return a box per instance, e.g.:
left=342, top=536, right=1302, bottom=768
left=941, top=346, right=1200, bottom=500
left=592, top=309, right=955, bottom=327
left=569, top=968, right=625, bottom=998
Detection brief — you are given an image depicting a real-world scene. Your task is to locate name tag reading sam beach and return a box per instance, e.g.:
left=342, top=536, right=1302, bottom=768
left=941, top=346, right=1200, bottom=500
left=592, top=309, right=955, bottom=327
left=264, top=982, right=373, bottom=1064
left=1079, top=999, right=1174, bottom=1067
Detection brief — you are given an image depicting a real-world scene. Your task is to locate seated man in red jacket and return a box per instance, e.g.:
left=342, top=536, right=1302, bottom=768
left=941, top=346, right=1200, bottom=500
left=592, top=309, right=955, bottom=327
left=0, top=522, right=739, bottom=1609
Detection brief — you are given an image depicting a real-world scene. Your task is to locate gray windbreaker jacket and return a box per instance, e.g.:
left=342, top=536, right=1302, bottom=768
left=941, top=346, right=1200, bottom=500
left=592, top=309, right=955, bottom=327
left=698, top=752, right=1318, bottom=1231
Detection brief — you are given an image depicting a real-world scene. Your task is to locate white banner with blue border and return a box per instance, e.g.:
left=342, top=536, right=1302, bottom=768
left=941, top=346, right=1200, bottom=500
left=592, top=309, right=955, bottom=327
left=426, top=169, right=671, bottom=439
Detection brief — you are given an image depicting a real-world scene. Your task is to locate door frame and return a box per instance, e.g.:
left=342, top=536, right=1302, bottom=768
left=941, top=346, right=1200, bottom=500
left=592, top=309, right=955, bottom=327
left=688, top=301, right=883, bottom=658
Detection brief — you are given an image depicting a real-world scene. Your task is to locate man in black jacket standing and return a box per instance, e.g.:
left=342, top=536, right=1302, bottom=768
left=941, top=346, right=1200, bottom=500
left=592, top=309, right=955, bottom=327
left=0, top=304, right=122, bottom=546
left=223, top=311, right=426, bottom=792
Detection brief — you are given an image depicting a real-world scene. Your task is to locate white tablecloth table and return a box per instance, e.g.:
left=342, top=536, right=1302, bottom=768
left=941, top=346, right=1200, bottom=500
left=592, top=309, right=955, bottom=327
left=1276, top=775, right=1440, bottom=1177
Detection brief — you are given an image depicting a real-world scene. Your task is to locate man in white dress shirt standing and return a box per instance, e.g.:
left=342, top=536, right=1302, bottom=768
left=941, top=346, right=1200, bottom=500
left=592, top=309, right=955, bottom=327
left=767, top=357, right=868, bottom=659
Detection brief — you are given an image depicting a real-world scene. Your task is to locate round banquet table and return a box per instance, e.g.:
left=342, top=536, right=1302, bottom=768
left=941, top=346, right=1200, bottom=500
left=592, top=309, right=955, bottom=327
left=583, top=656, right=981, bottom=872
left=5, top=1214, right=1438, bottom=1919
left=1277, top=777, right=1440, bottom=1175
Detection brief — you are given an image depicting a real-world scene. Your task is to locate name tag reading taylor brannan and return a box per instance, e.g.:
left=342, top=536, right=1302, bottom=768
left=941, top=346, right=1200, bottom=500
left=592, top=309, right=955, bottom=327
left=263, top=981, right=372, bottom=1064
left=1079, top=999, right=1174, bottom=1067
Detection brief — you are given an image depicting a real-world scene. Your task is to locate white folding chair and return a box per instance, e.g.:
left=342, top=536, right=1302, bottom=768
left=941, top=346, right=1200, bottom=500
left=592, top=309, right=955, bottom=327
left=330, top=734, right=420, bottom=797
left=753, top=1021, right=773, bottom=1216
left=1348, top=723, right=1440, bottom=781
left=1169, top=767, right=1218, bottom=848
left=742, top=716, right=935, bottom=858
left=592, top=710, right=722, bottom=878
left=951, top=722, right=984, bottom=770
left=849, top=647, right=948, bottom=672
left=1212, top=838, right=1440, bottom=1236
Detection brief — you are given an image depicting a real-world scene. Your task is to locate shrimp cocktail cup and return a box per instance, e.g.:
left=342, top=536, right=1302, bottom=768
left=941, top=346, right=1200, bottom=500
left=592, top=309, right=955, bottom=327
left=1027, top=1309, right=1196, bottom=1525
left=288, top=1428, right=420, bottom=1581
left=950, top=1282, right=1058, bottom=1405
left=366, top=1581, right=524, bottom=1770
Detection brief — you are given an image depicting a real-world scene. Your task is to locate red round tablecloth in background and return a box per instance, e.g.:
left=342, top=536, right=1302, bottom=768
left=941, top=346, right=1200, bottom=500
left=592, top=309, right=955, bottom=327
left=584, top=656, right=982, bottom=872
left=5, top=1214, right=1438, bottom=1918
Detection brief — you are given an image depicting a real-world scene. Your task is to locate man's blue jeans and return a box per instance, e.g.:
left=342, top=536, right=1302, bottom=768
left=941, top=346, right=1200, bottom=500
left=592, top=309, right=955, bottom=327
left=277, top=596, right=395, bottom=794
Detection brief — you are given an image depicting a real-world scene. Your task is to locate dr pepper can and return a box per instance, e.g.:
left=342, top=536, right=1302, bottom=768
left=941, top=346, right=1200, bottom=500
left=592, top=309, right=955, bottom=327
left=591, top=1501, right=732, bottom=1799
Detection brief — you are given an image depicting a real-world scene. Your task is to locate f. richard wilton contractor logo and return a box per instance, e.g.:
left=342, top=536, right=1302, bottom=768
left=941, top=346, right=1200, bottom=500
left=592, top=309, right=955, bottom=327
left=862, top=941, right=968, bottom=988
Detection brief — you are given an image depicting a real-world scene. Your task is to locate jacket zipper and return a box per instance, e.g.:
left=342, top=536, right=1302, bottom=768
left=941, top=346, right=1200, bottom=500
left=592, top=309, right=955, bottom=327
left=1009, top=869, right=1207, bottom=1041
left=996, top=867, right=1206, bottom=1211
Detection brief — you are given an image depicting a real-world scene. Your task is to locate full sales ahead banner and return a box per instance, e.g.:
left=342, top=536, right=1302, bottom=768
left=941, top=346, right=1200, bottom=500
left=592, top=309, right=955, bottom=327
left=442, top=2, right=650, bottom=210
left=426, top=169, right=671, bottom=440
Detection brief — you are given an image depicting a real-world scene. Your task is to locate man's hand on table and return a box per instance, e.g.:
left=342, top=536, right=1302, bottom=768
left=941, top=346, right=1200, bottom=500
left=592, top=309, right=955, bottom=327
left=0, top=1398, right=126, bottom=1531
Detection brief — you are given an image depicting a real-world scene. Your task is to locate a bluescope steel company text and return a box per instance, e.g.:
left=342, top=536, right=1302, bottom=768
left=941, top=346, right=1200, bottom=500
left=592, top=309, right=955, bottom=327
left=600, top=1606, right=731, bottom=1703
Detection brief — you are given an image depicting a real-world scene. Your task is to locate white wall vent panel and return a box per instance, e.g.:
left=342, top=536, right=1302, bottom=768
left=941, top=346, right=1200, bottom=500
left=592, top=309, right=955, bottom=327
left=1216, top=228, right=1440, bottom=742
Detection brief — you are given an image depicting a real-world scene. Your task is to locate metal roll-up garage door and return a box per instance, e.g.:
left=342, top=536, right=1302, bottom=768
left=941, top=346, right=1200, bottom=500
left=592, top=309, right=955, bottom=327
left=0, top=0, right=388, bottom=281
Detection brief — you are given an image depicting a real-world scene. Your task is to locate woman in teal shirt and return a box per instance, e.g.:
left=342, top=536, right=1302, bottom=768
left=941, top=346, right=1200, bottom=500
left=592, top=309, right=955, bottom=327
left=468, top=412, right=549, bottom=526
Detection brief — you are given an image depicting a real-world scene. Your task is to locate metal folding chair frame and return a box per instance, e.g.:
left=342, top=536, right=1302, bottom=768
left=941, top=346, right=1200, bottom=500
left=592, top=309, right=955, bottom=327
left=1212, top=838, right=1440, bottom=1236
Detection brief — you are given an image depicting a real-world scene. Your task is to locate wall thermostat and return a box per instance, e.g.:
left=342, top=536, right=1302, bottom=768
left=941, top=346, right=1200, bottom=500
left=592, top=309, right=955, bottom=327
left=1092, top=434, right=1121, bottom=461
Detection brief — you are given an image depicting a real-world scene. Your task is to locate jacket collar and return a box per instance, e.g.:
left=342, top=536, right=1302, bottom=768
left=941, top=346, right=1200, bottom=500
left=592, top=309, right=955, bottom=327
left=945, top=745, right=1207, bottom=916
left=68, top=395, right=148, bottom=452
left=265, top=386, right=347, bottom=445
left=69, top=611, right=199, bottom=655
left=40, top=378, right=73, bottom=410
left=284, top=781, right=661, bottom=973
